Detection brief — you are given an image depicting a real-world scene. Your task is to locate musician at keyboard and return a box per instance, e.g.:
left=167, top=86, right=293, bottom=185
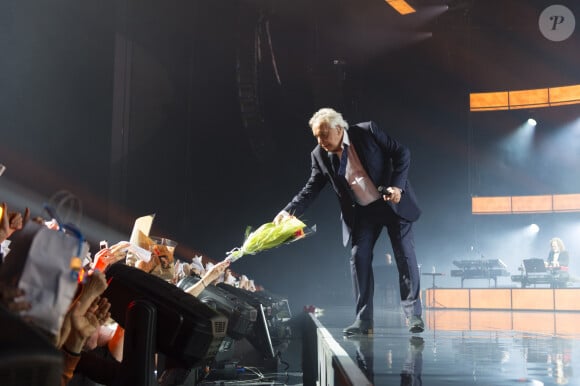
left=546, top=237, right=570, bottom=288
left=547, top=237, right=569, bottom=269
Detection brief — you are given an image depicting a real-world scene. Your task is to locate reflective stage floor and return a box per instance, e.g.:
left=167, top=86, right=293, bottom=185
left=316, top=305, right=580, bottom=386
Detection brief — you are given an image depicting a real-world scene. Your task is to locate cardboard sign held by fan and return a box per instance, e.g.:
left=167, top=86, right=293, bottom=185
left=126, top=216, right=177, bottom=282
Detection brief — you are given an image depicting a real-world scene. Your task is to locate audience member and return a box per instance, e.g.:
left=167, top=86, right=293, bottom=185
left=184, top=259, right=230, bottom=297
left=0, top=202, right=30, bottom=259
left=0, top=202, right=32, bottom=313
left=223, top=268, right=238, bottom=286
left=91, top=241, right=131, bottom=273
left=189, top=255, right=206, bottom=276
left=60, top=295, right=111, bottom=385
left=0, top=198, right=263, bottom=386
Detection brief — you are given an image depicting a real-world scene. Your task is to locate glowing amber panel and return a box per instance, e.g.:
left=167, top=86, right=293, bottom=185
left=426, top=289, right=580, bottom=312
left=550, top=84, right=580, bottom=105
left=472, top=196, right=511, bottom=214
left=512, top=289, right=554, bottom=310
left=425, top=289, right=469, bottom=309
left=470, top=84, right=580, bottom=110
left=427, top=310, right=580, bottom=336
left=470, top=289, right=511, bottom=309
left=554, top=289, right=580, bottom=311
left=470, top=91, right=509, bottom=111
left=553, top=194, right=580, bottom=212
left=511, top=195, right=552, bottom=213
left=473, top=194, right=580, bottom=214
left=386, top=0, right=415, bottom=14
left=508, top=88, right=549, bottom=109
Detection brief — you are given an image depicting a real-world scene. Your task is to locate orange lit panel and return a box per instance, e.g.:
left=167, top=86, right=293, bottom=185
left=470, top=84, right=580, bottom=111
left=512, top=289, right=554, bottom=310
left=425, top=289, right=469, bottom=308
left=427, top=310, right=580, bottom=336
left=511, top=195, right=552, bottom=213
left=549, top=84, right=580, bottom=106
left=472, top=196, right=511, bottom=214
left=553, top=194, right=580, bottom=212
left=470, top=289, right=511, bottom=309
left=508, top=88, right=549, bottom=109
left=554, top=289, right=580, bottom=311
left=473, top=194, right=580, bottom=214
left=470, top=91, right=509, bottom=111
left=385, top=0, right=416, bottom=14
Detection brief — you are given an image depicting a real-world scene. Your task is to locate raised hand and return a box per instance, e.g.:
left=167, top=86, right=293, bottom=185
left=0, top=202, right=30, bottom=243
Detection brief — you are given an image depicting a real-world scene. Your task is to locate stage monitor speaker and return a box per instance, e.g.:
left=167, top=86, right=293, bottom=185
left=0, top=306, right=63, bottom=386
left=216, top=284, right=292, bottom=359
left=177, top=276, right=257, bottom=340
left=103, top=263, right=228, bottom=368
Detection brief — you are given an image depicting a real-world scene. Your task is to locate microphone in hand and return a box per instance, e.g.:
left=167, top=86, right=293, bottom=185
left=378, top=186, right=393, bottom=196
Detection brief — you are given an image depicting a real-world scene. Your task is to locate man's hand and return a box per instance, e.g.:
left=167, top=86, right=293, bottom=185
left=382, top=187, right=403, bottom=204
left=273, top=210, right=292, bottom=225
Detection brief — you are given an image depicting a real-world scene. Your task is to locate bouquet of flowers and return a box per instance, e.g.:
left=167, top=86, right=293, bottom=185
left=225, top=216, right=315, bottom=262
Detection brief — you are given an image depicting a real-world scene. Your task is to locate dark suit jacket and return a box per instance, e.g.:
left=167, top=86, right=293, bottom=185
left=284, top=121, right=421, bottom=246
left=547, top=250, right=570, bottom=267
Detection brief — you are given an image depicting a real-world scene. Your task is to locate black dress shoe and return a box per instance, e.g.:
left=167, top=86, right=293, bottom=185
left=343, top=320, right=373, bottom=336
left=408, top=315, right=425, bottom=333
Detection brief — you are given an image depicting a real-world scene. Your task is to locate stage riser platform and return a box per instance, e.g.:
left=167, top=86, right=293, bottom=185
left=424, top=288, right=580, bottom=311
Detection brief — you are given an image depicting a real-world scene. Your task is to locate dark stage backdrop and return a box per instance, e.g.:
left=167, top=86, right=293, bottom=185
left=1, top=0, right=580, bottom=309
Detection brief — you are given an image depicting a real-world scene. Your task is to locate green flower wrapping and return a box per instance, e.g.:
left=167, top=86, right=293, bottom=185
left=226, top=216, right=311, bottom=262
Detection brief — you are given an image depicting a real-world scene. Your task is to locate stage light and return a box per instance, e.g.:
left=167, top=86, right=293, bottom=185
left=527, top=118, right=537, bottom=126
left=495, top=118, right=536, bottom=168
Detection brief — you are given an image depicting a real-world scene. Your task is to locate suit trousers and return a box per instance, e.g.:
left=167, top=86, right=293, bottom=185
left=350, top=199, right=422, bottom=322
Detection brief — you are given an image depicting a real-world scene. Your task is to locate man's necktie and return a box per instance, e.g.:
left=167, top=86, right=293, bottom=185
left=331, top=153, right=340, bottom=174
left=337, top=145, right=348, bottom=177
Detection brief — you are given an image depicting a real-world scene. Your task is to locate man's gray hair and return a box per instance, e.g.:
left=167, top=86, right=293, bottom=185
left=309, top=108, right=349, bottom=130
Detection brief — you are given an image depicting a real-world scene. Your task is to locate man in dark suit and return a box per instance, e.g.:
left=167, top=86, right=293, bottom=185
left=274, top=108, right=424, bottom=335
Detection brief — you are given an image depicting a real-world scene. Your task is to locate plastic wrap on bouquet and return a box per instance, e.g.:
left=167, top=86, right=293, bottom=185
left=225, top=217, right=316, bottom=263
